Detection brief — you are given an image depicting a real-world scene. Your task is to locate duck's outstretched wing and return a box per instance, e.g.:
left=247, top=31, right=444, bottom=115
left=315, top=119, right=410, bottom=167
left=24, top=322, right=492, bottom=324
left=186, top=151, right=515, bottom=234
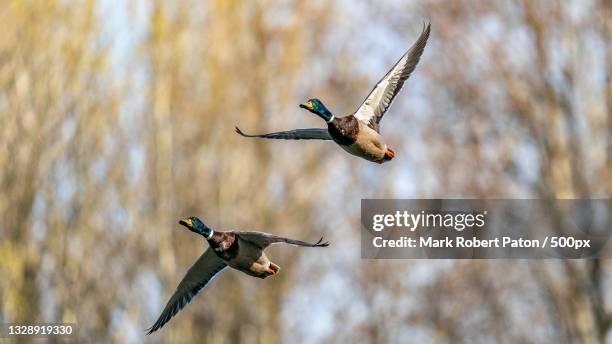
left=146, top=249, right=227, bottom=335
left=354, top=23, right=431, bottom=132
left=235, top=127, right=332, bottom=140
left=236, top=231, right=330, bottom=249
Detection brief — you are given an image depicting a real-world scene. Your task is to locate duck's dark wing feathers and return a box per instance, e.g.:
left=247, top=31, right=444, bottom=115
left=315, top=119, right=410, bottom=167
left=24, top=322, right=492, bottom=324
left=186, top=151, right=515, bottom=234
left=146, top=248, right=227, bottom=335
left=236, top=231, right=330, bottom=249
left=353, top=23, right=431, bottom=132
left=235, top=126, right=332, bottom=140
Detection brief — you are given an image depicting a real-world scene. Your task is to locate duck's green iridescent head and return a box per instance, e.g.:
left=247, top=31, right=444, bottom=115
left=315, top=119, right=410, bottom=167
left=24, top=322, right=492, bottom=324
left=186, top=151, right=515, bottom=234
left=300, top=98, right=334, bottom=123
left=179, top=216, right=213, bottom=239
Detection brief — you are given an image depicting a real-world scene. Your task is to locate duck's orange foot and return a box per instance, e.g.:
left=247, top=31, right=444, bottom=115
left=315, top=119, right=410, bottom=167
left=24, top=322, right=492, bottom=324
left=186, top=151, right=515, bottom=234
left=266, top=263, right=280, bottom=276
left=384, top=147, right=395, bottom=161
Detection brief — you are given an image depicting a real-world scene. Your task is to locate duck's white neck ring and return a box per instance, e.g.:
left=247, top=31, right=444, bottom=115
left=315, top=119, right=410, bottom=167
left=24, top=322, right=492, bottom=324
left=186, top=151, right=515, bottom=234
left=326, top=115, right=335, bottom=123
left=206, top=230, right=214, bottom=240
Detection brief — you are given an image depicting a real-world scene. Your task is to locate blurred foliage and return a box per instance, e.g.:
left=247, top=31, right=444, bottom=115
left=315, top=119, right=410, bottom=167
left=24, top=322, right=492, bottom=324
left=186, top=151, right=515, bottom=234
left=0, top=0, right=610, bottom=343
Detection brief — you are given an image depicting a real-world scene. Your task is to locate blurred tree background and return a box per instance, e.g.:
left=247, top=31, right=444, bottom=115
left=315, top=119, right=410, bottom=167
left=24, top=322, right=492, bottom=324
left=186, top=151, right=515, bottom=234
left=0, top=0, right=609, bottom=342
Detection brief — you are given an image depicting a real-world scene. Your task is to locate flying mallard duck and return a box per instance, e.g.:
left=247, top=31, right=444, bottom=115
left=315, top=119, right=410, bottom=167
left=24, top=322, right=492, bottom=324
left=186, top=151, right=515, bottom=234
left=146, top=216, right=329, bottom=335
left=235, top=23, right=431, bottom=164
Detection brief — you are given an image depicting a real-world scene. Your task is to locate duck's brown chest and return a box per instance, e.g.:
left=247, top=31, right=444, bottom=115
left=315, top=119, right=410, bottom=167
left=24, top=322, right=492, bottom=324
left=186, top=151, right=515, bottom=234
left=328, top=116, right=359, bottom=146
left=211, top=232, right=239, bottom=261
left=339, top=121, right=387, bottom=161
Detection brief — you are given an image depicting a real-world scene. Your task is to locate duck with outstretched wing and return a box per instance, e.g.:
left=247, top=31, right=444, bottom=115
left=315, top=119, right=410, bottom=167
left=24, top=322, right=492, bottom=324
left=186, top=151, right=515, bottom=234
left=236, top=23, right=431, bottom=164
left=146, top=216, right=329, bottom=335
